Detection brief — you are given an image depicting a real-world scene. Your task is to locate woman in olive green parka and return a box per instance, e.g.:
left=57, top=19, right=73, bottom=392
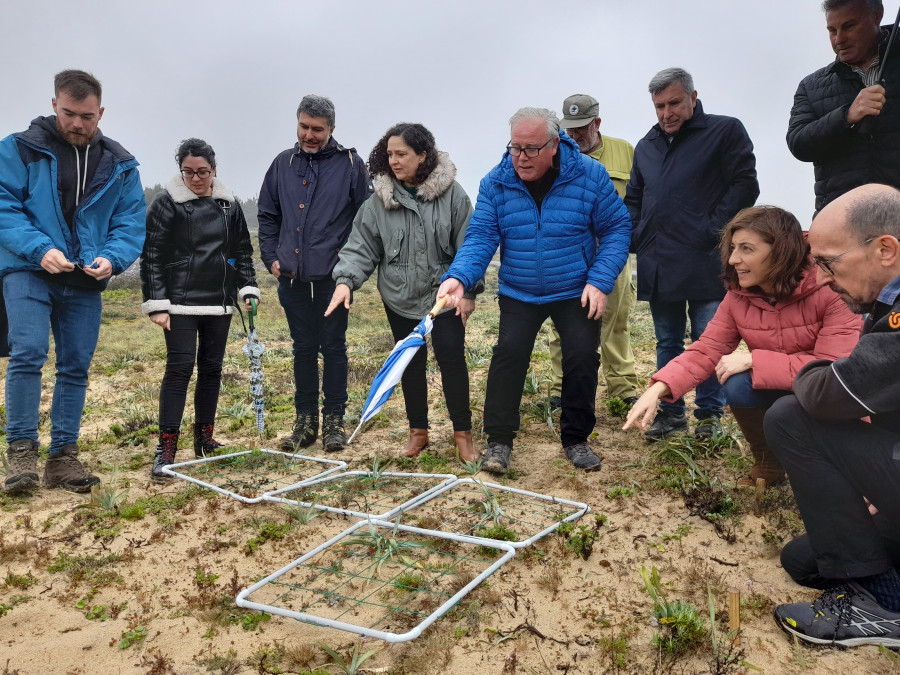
left=327, top=123, right=480, bottom=461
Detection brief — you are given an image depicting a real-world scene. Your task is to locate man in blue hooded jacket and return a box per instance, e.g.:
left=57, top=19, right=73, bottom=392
left=438, top=107, right=631, bottom=475
left=0, top=69, right=146, bottom=493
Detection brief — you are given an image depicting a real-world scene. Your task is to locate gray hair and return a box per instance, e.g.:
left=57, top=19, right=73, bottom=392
left=509, top=107, right=560, bottom=142
left=822, top=0, right=882, bottom=12
left=296, top=94, right=336, bottom=128
left=648, top=68, right=695, bottom=96
left=846, top=186, right=900, bottom=241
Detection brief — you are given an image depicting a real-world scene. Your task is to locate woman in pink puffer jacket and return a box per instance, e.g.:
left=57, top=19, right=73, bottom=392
left=624, top=206, right=861, bottom=486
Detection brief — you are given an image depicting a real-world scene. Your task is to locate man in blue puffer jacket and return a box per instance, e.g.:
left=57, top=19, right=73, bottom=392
left=0, top=70, right=146, bottom=494
left=438, top=107, right=631, bottom=475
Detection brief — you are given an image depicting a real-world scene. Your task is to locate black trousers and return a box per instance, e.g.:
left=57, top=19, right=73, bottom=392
left=485, top=295, right=600, bottom=448
left=383, top=304, right=471, bottom=431
left=159, top=314, right=232, bottom=429
left=766, top=395, right=900, bottom=581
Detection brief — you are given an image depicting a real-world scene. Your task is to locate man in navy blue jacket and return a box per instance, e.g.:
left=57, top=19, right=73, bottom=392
left=257, top=95, right=371, bottom=454
left=625, top=67, right=759, bottom=442
left=438, top=107, right=631, bottom=475
left=0, top=70, right=146, bottom=493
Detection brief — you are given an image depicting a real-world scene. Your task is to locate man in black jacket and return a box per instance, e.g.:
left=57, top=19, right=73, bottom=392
left=768, top=183, right=900, bottom=648
left=257, top=95, right=371, bottom=454
left=788, top=0, right=900, bottom=214
left=625, top=67, right=759, bottom=441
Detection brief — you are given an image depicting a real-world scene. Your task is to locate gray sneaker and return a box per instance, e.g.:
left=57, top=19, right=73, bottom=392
left=482, top=442, right=512, bottom=475
left=4, top=438, right=39, bottom=493
left=694, top=417, right=723, bottom=440
left=43, top=445, right=100, bottom=493
left=563, top=442, right=602, bottom=472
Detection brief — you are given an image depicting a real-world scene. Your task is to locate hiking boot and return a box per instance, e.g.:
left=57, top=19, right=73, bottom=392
left=482, top=442, right=512, bottom=475
left=322, top=414, right=346, bottom=453
left=4, top=438, right=40, bottom=493
left=150, top=429, right=180, bottom=482
left=280, top=412, right=318, bottom=452
left=43, top=444, right=100, bottom=493
left=645, top=411, right=688, bottom=441
left=563, top=442, right=603, bottom=472
left=773, top=582, right=900, bottom=648
left=194, top=423, right=224, bottom=458
left=401, top=428, right=429, bottom=458
left=694, top=417, right=723, bottom=441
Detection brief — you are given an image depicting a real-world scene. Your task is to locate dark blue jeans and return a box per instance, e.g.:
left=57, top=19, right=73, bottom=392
left=384, top=304, right=471, bottom=431
left=159, top=314, right=232, bottom=428
left=649, top=298, right=725, bottom=419
left=277, top=277, right=348, bottom=416
left=484, top=295, right=600, bottom=448
left=722, top=371, right=791, bottom=408
left=3, top=271, right=102, bottom=450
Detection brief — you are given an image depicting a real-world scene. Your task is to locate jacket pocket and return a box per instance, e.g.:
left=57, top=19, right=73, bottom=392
left=164, top=259, right=190, bottom=305
left=387, top=228, right=405, bottom=265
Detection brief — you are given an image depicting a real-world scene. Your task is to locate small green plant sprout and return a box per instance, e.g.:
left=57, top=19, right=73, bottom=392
left=366, top=454, right=389, bottom=486
left=194, top=568, right=219, bottom=589
left=663, top=524, right=692, bottom=542
left=80, top=468, right=129, bottom=513
left=641, top=565, right=707, bottom=655
left=473, top=480, right=505, bottom=524
left=318, top=640, right=382, bottom=675
left=556, top=515, right=604, bottom=560
left=241, top=611, right=271, bottom=631
left=118, top=625, right=149, bottom=649
left=606, top=396, right=631, bottom=418
left=707, top=585, right=760, bottom=673
left=607, top=482, right=641, bottom=499
left=4, top=571, right=38, bottom=590
left=282, top=499, right=322, bottom=525
left=460, top=455, right=483, bottom=475
left=340, top=520, right=424, bottom=581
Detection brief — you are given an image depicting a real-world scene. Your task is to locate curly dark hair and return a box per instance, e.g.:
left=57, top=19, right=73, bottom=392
left=368, top=123, right=438, bottom=186
left=176, top=138, right=216, bottom=169
left=720, top=206, right=811, bottom=301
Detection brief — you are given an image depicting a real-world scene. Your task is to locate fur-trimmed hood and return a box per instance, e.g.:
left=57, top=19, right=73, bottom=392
left=373, top=151, right=456, bottom=209
left=165, top=175, right=235, bottom=204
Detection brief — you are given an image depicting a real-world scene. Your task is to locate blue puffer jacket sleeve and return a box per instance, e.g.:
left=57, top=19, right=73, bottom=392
left=584, top=160, right=631, bottom=295
left=442, top=173, right=502, bottom=292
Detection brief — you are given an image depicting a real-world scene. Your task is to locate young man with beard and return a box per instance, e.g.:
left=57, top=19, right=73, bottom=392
left=257, top=95, right=371, bottom=454
left=0, top=69, right=146, bottom=493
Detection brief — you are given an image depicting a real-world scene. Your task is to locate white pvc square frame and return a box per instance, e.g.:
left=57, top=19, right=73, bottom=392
left=263, top=471, right=458, bottom=519
left=390, top=478, right=590, bottom=548
left=161, top=449, right=346, bottom=503
left=235, top=519, right=516, bottom=643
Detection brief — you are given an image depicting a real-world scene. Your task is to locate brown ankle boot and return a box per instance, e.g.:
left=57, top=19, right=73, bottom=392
left=454, top=430, right=479, bottom=462
left=731, top=406, right=785, bottom=487
left=401, top=428, right=429, bottom=458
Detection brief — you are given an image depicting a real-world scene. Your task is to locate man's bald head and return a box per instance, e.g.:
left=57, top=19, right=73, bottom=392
left=810, top=184, right=900, bottom=312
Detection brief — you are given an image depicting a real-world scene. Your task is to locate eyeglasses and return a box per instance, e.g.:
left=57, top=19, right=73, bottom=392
left=506, top=139, right=552, bottom=158
left=181, top=169, right=212, bottom=179
left=813, top=237, right=876, bottom=275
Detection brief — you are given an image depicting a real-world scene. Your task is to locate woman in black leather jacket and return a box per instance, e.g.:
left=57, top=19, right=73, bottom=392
left=141, top=138, right=259, bottom=480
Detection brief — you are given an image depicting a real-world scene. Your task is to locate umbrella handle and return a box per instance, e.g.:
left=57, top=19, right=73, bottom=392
left=428, top=295, right=447, bottom=317
left=249, top=297, right=258, bottom=331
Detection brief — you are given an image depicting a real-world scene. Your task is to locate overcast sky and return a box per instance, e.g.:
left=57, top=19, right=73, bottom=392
left=0, top=0, right=871, bottom=223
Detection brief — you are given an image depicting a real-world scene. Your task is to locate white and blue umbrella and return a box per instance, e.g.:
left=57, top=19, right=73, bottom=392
left=348, top=297, right=446, bottom=443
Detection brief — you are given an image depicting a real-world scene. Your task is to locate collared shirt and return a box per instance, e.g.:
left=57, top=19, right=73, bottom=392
left=877, top=273, right=900, bottom=305
left=849, top=29, right=889, bottom=85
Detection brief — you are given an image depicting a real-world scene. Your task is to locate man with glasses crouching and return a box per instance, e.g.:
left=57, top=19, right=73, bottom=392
left=437, top=107, right=631, bottom=475
left=768, top=183, right=900, bottom=648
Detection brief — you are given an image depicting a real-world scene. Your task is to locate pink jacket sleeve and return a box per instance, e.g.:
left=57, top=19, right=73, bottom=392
left=651, top=294, right=743, bottom=401
left=749, top=290, right=861, bottom=391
